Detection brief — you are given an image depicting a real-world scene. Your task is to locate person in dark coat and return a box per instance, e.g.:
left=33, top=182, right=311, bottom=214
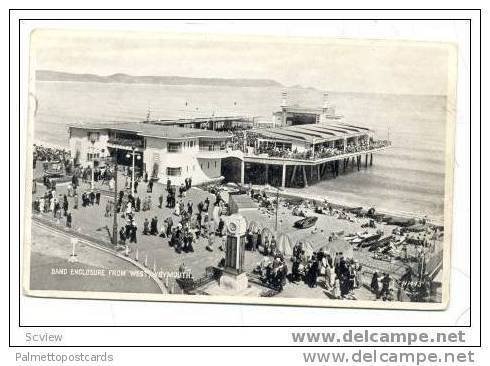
left=89, top=191, right=95, bottom=205
left=307, top=257, right=319, bottom=288
left=203, top=197, right=210, bottom=212
left=95, top=191, right=101, bottom=205
left=62, top=195, right=69, bottom=216
left=167, top=178, right=171, bottom=192
left=119, top=227, right=126, bottom=245
left=150, top=216, right=158, bottom=235
left=143, top=218, right=150, bottom=235
left=130, top=223, right=137, bottom=243
left=380, top=273, right=391, bottom=300
left=53, top=200, right=60, bottom=218
left=66, top=212, right=72, bottom=228
left=148, top=180, right=153, bottom=193
left=135, top=197, right=141, bottom=212
left=134, top=180, right=138, bottom=193
left=256, top=232, right=262, bottom=252
left=214, top=191, right=222, bottom=206
left=125, top=222, right=132, bottom=239
left=217, top=218, right=225, bottom=237
left=71, top=174, right=78, bottom=189
left=291, top=255, right=301, bottom=283
left=166, top=216, right=173, bottom=237
left=371, top=271, right=380, bottom=297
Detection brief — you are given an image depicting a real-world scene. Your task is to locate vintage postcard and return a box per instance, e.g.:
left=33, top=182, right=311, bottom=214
left=23, top=29, right=457, bottom=309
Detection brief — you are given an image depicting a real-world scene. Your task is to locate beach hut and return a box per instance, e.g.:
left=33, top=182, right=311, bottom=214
left=276, top=234, right=293, bottom=257
left=247, top=220, right=262, bottom=233
left=321, top=239, right=353, bottom=259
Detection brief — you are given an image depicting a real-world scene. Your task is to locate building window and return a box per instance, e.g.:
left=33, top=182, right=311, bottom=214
left=87, top=152, right=100, bottom=161
left=214, top=161, right=217, bottom=168
left=87, top=132, right=100, bottom=142
left=166, top=167, right=182, bottom=176
left=167, top=142, right=181, bottom=153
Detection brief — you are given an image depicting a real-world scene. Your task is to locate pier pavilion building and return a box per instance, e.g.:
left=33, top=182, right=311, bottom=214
left=68, top=118, right=390, bottom=188
left=68, top=122, right=239, bottom=186
left=239, top=122, right=391, bottom=188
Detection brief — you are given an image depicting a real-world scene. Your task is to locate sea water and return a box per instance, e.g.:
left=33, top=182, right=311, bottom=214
left=32, top=81, right=447, bottom=220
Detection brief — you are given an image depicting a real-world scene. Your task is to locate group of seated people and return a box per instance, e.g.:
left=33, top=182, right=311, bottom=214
left=250, top=138, right=391, bottom=160
left=33, top=144, right=70, bottom=163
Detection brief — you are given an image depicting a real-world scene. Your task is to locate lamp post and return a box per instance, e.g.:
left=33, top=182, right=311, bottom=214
left=99, top=149, right=119, bottom=247
left=126, top=146, right=141, bottom=193
left=112, top=150, right=118, bottom=246
left=273, top=185, right=284, bottom=232
left=89, top=137, right=96, bottom=190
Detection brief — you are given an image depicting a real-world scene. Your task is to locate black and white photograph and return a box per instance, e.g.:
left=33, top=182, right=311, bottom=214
left=23, top=29, right=457, bottom=309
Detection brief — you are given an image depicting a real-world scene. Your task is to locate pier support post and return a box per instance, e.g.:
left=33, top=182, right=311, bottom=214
left=240, top=160, right=245, bottom=184
left=336, top=160, right=340, bottom=176
left=281, top=163, right=286, bottom=188
left=365, top=154, right=368, bottom=168
left=302, top=165, right=308, bottom=187
left=357, top=156, right=361, bottom=171
left=370, top=153, right=373, bottom=166
left=317, top=164, right=321, bottom=182
left=264, top=164, right=269, bottom=185
left=351, top=157, right=355, bottom=168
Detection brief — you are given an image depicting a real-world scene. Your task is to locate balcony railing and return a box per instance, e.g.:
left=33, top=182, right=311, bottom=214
left=199, top=145, right=226, bottom=152
left=244, top=140, right=392, bottom=161
left=107, top=138, right=144, bottom=148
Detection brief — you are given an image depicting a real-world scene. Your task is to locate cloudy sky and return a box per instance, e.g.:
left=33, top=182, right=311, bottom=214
left=31, top=29, right=453, bottom=95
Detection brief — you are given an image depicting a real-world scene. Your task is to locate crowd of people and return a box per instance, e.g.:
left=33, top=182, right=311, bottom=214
left=112, top=176, right=230, bottom=257
left=32, top=173, right=109, bottom=230
left=254, top=256, right=288, bottom=291
left=32, top=159, right=413, bottom=302
left=251, top=139, right=391, bottom=161
left=33, top=144, right=71, bottom=164
left=290, top=244, right=364, bottom=298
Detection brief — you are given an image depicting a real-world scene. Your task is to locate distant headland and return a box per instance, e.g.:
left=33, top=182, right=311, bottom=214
left=36, top=70, right=285, bottom=88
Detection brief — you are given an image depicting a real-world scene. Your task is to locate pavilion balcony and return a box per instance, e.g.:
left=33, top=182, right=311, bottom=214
left=107, top=138, right=144, bottom=149
left=243, top=140, right=391, bottom=165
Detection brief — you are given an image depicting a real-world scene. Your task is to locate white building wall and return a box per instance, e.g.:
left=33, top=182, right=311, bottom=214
left=197, top=158, right=222, bottom=179
left=68, top=127, right=231, bottom=185
left=144, top=136, right=224, bottom=185
left=69, top=127, right=109, bottom=167
left=272, top=112, right=284, bottom=127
